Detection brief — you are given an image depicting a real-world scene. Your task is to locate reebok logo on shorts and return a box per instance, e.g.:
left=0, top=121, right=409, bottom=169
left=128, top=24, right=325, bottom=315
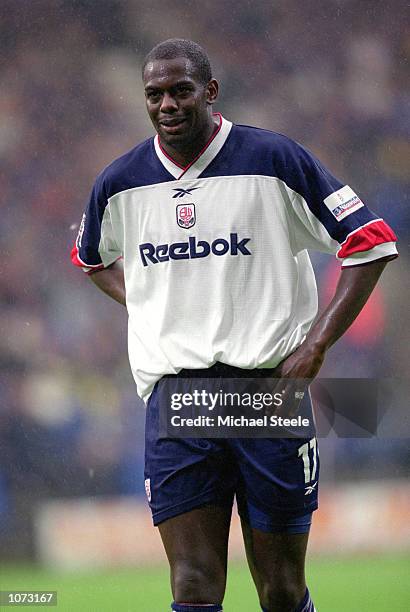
left=305, top=481, right=317, bottom=495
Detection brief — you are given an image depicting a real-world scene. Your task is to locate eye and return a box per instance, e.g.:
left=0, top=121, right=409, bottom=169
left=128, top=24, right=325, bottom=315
left=177, top=86, right=193, bottom=96
left=146, top=90, right=161, bottom=102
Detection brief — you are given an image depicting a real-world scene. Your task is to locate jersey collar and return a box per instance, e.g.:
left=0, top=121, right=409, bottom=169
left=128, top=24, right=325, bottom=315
left=154, top=113, right=232, bottom=180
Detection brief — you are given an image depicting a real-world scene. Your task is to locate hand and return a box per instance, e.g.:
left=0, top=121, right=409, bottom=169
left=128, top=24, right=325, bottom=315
left=270, top=342, right=326, bottom=418
left=276, top=341, right=326, bottom=380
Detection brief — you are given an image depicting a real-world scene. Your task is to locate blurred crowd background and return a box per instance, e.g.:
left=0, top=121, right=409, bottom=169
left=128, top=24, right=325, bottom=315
left=0, top=0, right=408, bottom=560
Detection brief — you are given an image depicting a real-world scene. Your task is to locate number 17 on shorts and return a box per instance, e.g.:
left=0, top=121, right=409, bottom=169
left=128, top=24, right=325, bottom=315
left=298, top=438, right=318, bottom=496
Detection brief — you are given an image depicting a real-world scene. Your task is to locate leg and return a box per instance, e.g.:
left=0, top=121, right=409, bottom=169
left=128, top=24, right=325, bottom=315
left=158, top=504, right=232, bottom=605
left=144, top=380, right=236, bottom=608
left=241, top=519, right=309, bottom=611
left=232, top=431, right=319, bottom=611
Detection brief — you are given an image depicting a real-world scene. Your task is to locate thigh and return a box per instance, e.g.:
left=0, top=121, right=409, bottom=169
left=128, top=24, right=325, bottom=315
left=159, top=504, right=232, bottom=603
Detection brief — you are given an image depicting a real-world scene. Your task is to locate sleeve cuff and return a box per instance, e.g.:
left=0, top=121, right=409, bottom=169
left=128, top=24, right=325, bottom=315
left=341, top=242, right=398, bottom=267
left=85, top=256, right=123, bottom=275
left=71, top=242, right=122, bottom=273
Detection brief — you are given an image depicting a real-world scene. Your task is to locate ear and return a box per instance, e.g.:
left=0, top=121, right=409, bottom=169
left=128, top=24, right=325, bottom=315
left=206, top=79, right=219, bottom=105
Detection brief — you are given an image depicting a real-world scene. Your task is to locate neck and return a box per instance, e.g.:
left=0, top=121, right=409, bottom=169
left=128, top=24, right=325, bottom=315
left=160, top=114, right=220, bottom=168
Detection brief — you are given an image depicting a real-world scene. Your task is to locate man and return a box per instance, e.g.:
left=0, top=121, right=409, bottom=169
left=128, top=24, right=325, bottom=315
left=71, top=39, right=397, bottom=611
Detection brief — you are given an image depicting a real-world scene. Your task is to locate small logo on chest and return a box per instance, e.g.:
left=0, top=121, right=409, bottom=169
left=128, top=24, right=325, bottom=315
left=176, top=203, right=196, bottom=229
left=172, top=187, right=200, bottom=198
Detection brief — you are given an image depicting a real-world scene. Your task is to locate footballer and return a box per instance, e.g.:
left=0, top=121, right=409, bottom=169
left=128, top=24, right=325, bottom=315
left=71, top=39, right=397, bottom=611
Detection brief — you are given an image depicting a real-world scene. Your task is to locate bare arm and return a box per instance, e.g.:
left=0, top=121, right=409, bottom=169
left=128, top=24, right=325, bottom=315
left=278, top=257, right=396, bottom=379
left=89, top=259, right=126, bottom=306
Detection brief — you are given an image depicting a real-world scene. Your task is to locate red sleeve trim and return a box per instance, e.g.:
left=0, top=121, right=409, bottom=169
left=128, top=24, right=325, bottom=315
left=70, top=243, right=104, bottom=271
left=337, top=220, right=397, bottom=259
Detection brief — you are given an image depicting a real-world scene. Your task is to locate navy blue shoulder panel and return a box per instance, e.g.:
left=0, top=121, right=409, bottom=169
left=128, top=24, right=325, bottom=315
left=202, top=124, right=295, bottom=179
left=203, top=124, right=377, bottom=243
left=101, top=137, right=174, bottom=198
left=76, top=138, right=174, bottom=267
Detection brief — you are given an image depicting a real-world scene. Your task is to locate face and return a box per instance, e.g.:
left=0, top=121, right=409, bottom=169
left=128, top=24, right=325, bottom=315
left=143, top=57, right=218, bottom=149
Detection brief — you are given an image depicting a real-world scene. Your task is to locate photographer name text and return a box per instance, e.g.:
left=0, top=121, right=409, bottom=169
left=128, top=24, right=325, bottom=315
left=169, top=415, right=310, bottom=428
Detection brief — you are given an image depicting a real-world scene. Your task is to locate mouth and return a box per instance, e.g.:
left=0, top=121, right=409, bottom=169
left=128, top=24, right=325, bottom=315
left=159, top=117, right=188, bottom=134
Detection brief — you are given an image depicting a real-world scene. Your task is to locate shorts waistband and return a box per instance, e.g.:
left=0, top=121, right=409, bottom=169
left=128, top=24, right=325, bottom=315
left=164, top=362, right=280, bottom=379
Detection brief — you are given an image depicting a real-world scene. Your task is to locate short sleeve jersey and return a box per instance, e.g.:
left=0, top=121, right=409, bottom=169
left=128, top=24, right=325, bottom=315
left=71, top=115, right=397, bottom=401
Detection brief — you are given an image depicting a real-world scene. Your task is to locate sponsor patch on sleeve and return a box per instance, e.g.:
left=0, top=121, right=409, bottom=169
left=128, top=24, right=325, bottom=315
left=324, top=186, right=364, bottom=222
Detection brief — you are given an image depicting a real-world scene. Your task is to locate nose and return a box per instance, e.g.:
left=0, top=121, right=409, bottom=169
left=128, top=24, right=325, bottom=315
left=160, top=92, right=178, bottom=113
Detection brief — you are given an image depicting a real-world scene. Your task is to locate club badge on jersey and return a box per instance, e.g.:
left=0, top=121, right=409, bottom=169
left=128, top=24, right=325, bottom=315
left=176, top=203, right=196, bottom=229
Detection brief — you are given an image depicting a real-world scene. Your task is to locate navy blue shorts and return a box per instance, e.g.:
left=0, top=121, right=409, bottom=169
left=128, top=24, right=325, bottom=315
left=144, top=368, right=319, bottom=533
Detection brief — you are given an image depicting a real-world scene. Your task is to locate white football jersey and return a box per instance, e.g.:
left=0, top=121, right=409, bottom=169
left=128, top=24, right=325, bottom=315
left=72, top=115, right=397, bottom=401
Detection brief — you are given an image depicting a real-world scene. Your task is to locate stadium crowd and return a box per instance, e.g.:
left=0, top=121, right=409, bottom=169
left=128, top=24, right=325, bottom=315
left=0, top=0, right=408, bottom=558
